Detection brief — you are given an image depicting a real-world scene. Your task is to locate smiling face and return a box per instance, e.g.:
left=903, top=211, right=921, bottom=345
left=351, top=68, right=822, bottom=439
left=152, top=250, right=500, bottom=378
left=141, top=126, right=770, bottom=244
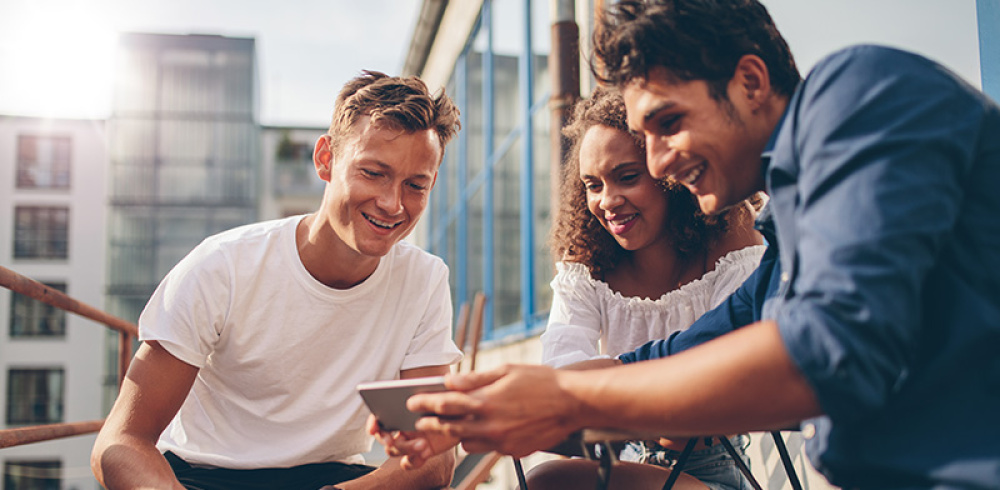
left=579, top=124, right=670, bottom=252
left=622, top=66, right=769, bottom=215
left=315, top=116, right=441, bottom=260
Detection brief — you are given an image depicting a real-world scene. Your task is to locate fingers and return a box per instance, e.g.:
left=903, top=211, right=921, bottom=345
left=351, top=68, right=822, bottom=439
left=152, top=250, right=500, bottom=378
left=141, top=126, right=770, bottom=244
left=445, top=367, right=508, bottom=391
left=407, top=391, right=481, bottom=417
left=384, top=437, right=431, bottom=467
left=365, top=414, right=381, bottom=436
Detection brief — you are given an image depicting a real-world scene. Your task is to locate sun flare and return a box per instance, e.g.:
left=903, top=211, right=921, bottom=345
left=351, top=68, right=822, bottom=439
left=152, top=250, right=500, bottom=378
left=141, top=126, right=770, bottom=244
left=0, top=1, right=117, bottom=118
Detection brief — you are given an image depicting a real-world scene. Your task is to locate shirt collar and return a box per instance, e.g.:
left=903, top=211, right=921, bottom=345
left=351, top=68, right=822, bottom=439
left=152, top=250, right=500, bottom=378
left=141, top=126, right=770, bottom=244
left=760, top=104, right=789, bottom=176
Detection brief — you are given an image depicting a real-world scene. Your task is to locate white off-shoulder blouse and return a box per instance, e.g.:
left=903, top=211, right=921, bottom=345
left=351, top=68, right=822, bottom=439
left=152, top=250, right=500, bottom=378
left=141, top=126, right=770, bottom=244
left=541, top=245, right=766, bottom=368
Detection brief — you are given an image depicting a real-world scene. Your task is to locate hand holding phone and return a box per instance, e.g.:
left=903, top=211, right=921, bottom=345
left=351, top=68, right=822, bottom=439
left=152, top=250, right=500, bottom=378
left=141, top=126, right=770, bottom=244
left=357, top=376, right=448, bottom=431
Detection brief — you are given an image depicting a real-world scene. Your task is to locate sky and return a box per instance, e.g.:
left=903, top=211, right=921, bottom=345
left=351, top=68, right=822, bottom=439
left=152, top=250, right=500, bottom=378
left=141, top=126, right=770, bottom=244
left=762, top=0, right=981, bottom=88
left=0, top=0, right=421, bottom=126
left=0, top=0, right=985, bottom=126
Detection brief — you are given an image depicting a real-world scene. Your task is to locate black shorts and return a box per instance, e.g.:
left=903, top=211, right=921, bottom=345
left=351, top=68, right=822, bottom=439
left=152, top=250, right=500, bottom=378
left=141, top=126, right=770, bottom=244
left=164, top=451, right=376, bottom=490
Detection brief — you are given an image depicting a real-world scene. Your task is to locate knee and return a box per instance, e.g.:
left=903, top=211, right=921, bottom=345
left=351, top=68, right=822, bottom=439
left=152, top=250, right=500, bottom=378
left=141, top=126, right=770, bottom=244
left=522, top=460, right=594, bottom=490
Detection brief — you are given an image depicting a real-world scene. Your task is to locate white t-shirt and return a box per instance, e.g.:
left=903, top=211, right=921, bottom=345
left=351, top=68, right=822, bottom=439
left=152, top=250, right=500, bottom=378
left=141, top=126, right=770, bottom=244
left=139, top=215, right=462, bottom=469
left=541, top=246, right=765, bottom=368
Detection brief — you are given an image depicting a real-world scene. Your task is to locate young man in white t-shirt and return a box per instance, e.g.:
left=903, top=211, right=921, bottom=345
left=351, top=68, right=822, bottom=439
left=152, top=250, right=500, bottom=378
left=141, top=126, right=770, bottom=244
left=91, top=71, right=464, bottom=490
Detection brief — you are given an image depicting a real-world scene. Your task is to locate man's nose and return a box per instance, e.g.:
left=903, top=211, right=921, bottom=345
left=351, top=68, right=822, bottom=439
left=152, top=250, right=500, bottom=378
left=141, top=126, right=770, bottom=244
left=377, top=186, right=404, bottom=215
left=645, top=134, right=678, bottom=180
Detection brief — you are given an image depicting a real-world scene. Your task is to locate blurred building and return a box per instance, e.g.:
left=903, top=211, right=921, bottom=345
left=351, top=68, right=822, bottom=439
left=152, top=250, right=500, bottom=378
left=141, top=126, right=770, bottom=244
left=105, top=33, right=261, bottom=326
left=259, top=125, right=325, bottom=219
left=0, top=115, right=108, bottom=489
left=404, top=1, right=556, bottom=344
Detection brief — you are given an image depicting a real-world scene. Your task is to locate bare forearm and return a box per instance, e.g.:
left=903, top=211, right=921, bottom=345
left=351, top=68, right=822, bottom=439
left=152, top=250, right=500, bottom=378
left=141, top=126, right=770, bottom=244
left=563, top=357, right=622, bottom=370
left=91, top=342, right=199, bottom=490
left=92, top=434, right=184, bottom=490
left=340, top=450, right=455, bottom=490
left=564, top=320, right=822, bottom=437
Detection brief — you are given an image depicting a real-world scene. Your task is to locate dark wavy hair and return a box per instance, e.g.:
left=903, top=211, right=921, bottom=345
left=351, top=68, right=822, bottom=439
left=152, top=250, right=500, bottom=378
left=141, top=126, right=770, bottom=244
left=550, top=87, right=728, bottom=277
left=328, top=70, right=461, bottom=157
left=592, top=0, right=800, bottom=101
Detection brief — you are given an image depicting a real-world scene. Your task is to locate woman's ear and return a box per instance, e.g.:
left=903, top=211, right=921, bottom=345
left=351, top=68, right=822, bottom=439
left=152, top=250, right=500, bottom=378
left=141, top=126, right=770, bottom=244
left=314, top=135, right=333, bottom=182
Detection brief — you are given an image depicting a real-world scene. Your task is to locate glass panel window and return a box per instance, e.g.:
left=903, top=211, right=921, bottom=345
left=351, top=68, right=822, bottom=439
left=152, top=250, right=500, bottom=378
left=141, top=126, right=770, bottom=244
left=13, top=206, right=70, bottom=259
left=10, top=283, right=67, bottom=338
left=16, top=135, right=71, bottom=189
left=3, top=460, right=61, bottom=490
left=6, top=368, right=65, bottom=425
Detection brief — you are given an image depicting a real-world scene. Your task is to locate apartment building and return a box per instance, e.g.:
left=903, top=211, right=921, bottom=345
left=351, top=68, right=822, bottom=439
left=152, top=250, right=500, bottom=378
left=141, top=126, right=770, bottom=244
left=0, top=115, right=108, bottom=489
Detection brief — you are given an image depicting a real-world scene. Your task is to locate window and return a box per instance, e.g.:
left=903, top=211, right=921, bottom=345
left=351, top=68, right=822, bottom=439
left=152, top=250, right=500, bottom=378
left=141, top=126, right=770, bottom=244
left=6, top=369, right=64, bottom=425
left=3, top=460, right=61, bottom=490
left=13, top=206, right=69, bottom=259
left=425, top=2, right=553, bottom=340
left=10, top=283, right=67, bottom=338
left=16, top=135, right=71, bottom=189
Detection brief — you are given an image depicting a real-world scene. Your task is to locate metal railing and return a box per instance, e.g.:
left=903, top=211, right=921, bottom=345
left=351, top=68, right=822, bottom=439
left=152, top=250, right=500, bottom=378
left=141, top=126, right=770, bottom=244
left=0, top=265, right=137, bottom=449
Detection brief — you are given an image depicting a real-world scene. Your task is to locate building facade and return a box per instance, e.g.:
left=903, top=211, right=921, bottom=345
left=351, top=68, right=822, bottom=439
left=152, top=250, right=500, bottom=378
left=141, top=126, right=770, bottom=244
left=105, top=33, right=261, bottom=328
left=259, top=125, right=325, bottom=221
left=406, top=0, right=556, bottom=343
left=0, top=115, right=108, bottom=489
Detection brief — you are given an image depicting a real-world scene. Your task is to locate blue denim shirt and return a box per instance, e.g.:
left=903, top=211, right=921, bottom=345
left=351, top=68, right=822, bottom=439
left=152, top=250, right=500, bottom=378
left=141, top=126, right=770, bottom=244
left=620, top=45, right=1000, bottom=488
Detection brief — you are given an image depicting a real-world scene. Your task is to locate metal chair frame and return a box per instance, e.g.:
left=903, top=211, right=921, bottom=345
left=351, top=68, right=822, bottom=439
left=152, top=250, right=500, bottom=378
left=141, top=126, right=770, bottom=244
left=516, top=431, right=803, bottom=490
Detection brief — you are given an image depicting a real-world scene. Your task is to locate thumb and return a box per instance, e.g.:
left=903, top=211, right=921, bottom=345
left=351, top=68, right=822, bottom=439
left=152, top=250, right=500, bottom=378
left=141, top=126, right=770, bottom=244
left=445, top=367, right=508, bottom=391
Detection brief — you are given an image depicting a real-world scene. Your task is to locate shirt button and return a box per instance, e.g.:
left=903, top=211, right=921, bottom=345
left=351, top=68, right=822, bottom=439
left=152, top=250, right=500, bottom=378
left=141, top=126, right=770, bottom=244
left=802, top=423, right=816, bottom=439
left=780, top=272, right=790, bottom=283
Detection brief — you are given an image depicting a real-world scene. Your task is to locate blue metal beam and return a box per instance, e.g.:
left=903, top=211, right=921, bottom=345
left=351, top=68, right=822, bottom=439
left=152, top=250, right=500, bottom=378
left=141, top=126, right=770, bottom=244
left=979, top=0, right=1000, bottom=100
left=482, top=0, right=495, bottom=336
left=519, top=0, right=535, bottom=332
left=456, top=53, right=469, bottom=309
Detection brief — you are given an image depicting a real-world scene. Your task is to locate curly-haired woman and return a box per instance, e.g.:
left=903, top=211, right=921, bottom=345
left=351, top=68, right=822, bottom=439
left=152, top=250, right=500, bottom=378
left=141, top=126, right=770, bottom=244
left=534, top=87, right=765, bottom=489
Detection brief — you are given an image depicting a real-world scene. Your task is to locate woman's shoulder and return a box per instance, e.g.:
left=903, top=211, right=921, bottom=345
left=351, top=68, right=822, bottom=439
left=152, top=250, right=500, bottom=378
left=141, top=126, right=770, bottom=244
left=555, top=260, right=597, bottom=281
left=707, top=203, right=764, bottom=269
left=713, top=244, right=767, bottom=269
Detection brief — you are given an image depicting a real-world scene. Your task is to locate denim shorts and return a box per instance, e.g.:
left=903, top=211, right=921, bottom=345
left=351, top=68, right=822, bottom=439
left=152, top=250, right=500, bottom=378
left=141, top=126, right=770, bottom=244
left=619, top=434, right=752, bottom=490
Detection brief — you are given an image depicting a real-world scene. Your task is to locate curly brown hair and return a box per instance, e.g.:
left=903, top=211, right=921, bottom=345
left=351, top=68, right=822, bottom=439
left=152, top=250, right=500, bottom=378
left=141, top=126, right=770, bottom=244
left=550, top=87, right=729, bottom=277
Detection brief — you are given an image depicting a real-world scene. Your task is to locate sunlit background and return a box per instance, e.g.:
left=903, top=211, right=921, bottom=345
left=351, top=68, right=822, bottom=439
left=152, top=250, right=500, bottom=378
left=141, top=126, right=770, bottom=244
left=0, top=0, right=420, bottom=125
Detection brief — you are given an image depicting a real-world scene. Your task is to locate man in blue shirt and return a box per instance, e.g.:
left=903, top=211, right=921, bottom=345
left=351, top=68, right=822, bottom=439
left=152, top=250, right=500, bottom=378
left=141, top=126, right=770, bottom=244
left=386, top=0, right=1000, bottom=487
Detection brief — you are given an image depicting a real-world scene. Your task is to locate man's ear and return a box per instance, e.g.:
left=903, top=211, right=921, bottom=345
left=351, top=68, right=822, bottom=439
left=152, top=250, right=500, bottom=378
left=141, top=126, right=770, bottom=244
left=731, top=54, right=772, bottom=111
left=314, top=135, right=333, bottom=182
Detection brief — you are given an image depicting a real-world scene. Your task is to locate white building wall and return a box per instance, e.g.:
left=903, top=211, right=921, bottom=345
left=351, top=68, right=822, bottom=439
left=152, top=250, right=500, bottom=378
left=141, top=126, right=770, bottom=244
left=0, top=115, right=107, bottom=490
left=259, top=125, right=325, bottom=221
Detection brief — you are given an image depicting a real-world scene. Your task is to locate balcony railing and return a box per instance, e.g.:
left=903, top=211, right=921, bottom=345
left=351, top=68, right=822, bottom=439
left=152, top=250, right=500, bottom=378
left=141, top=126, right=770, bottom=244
left=0, top=265, right=136, bottom=449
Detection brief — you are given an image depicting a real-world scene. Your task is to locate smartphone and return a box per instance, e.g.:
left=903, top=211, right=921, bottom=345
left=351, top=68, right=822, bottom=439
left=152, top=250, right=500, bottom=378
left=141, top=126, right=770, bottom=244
left=357, top=375, right=449, bottom=431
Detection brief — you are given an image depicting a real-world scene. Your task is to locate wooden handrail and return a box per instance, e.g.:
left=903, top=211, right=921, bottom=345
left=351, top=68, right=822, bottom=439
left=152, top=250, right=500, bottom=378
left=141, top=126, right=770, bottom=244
left=0, top=420, right=104, bottom=449
left=1, top=265, right=138, bottom=451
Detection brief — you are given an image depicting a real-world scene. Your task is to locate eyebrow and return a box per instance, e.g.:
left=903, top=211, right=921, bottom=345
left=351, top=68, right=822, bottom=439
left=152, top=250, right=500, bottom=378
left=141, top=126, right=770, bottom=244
left=365, top=160, right=435, bottom=181
left=580, top=161, right=644, bottom=180
left=642, top=101, right=676, bottom=125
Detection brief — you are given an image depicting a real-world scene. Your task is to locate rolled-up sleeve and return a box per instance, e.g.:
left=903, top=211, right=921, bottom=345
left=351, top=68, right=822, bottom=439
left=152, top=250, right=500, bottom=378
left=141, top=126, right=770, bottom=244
left=772, top=46, right=981, bottom=424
